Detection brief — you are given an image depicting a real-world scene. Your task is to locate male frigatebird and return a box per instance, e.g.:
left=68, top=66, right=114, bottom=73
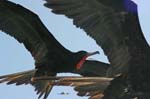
left=0, top=1, right=99, bottom=99
left=44, top=0, right=150, bottom=98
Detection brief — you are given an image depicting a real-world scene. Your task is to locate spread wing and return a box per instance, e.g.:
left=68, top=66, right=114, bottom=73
left=0, top=1, right=71, bottom=98
left=0, top=0, right=70, bottom=63
left=33, top=76, right=113, bottom=99
left=44, top=0, right=150, bottom=76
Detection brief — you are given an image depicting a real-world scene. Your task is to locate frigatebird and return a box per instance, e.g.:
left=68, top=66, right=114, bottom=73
left=0, top=1, right=100, bottom=99
left=44, top=0, right=150, bottom=98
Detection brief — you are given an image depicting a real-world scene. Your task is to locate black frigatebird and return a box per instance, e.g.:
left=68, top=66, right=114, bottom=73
left=0, top=1, right=99, bottom=99
left=44, top=0, right=150, bottom=98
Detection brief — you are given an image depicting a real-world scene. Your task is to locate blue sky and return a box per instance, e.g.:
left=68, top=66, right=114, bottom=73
left=0, top=0, right=149, bottom=99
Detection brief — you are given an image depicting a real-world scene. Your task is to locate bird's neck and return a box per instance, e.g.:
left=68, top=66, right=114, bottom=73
left=76, top=55, right=88, bottom=70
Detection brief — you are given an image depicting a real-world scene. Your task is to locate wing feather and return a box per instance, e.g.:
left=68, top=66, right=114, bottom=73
left=0, top=0, right=70, bottom=62
left=44, top=0, right=150, bottom=76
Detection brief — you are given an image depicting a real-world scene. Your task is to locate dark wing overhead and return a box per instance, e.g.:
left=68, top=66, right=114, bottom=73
left=0, top=0, right=71, bottom=98
left=0, top=0, right=70, bottom=62
left=44, top=0, right=150, bottom=76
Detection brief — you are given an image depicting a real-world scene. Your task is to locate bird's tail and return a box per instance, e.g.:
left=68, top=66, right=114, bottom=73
left=0, top=69, right=54, bottom=99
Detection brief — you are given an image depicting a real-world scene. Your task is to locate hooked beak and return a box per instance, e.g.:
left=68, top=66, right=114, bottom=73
left=87, top=51, right=100, bottom=57
left=76, top=51, right=99, bottom=70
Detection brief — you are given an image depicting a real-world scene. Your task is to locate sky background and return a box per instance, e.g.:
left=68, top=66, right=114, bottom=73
left=0, top=0, right=149, bottom=99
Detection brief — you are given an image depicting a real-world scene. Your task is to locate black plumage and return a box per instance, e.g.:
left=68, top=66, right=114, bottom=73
left=44, top=0, right=150, bottom=98
left=0, top=0, right=99, bottom=99
left=77, top=60, right=109, bottom=77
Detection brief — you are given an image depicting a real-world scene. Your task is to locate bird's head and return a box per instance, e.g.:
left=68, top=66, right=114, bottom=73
left=75, top=51, right=99, bottom=70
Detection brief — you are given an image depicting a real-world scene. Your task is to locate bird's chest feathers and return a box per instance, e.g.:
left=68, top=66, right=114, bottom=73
left=50, top=59, right=74, bottom=72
